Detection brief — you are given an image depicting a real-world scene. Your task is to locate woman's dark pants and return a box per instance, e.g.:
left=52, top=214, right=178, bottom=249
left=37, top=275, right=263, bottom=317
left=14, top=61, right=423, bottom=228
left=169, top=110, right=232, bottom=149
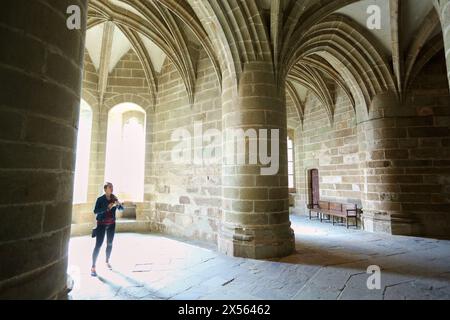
left=92, top=223, right=116, bottom=267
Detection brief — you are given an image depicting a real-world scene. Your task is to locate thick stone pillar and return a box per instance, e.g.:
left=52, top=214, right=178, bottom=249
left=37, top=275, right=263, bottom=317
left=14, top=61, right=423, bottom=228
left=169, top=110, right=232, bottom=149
left=0, top=0, right=87, bottom=299
left=358, top=93, right=419, bottom=235
left=358, top=90, right=450, bottom=236
left=219, top=62, right=295, bottom=259
left=438, top=0, right=450, bottom=89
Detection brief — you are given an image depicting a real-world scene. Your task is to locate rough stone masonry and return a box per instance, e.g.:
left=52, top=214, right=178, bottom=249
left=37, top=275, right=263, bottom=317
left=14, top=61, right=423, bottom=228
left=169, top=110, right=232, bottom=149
left=1, top=0, right=450, bottom=299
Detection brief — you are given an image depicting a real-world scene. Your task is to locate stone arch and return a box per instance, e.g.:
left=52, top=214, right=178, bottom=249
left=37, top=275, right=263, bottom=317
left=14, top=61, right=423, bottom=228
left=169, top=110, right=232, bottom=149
left=116, top=26, right=158, bottom=107
left=155, top=0, right=222, bottom=87
left=103, top=94, right=152, bottom=113
left=88, top=0, right=221, bottom=105
left=402, top=7, right=445, bottom=96
left=185, top=0, right=240, bottom=99
left=81, top=88, right=99, bottom=113
left=435, top=0, right=450, bottom=90
left=183, top=1, right=296, bottom=259
left=280, top=0, right=363, bottom=71
left=285, top=13, right=397, bottom=124
left=406, top=34, right=445, bottom=92
left=186, top=0, right=272, bottom=89
left=285, top=81, right=304, bottom=128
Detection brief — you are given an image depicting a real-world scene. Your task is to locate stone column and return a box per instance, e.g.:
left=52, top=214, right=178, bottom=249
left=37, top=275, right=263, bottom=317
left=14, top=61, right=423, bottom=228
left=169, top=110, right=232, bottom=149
left=0, top=0, right=87, bottom=298
left=219, top=62, right=295, bottom=259
left=438, top=0, right=450, bottom=90
left=358, top=92, right=430, bottom=236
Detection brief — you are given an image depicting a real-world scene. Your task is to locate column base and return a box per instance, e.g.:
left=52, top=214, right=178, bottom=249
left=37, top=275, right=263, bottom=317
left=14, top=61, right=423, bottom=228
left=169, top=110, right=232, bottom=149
left=54, top=280, right=72, bottom=300
left=218, top=222, right=295, bottom=259
left=362, top=211, right=423, bottom=236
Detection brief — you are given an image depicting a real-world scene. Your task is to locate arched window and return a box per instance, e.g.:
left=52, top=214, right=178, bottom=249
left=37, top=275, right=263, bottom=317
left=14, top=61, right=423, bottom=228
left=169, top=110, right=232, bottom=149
left=105, top=103, right=146, bottom=202
left=73, top=100, right=93, bottom=204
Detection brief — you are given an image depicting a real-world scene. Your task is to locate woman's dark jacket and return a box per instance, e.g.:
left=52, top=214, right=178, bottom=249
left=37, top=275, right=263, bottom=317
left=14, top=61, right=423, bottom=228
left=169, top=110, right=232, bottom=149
left=93, top=194, right=124, bottom=222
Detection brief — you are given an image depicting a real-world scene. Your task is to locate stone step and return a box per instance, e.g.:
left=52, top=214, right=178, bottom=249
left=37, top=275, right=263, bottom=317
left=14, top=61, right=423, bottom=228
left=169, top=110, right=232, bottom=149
left=70, top=220, right=152, bottom=237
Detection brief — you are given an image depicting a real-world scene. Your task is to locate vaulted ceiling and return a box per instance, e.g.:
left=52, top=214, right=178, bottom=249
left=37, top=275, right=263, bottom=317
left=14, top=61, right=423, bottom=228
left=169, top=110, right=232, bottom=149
left=85, top=22, right=167, bottom=74
left=284, top=0, right=442, bottom=124
left=85, top=0, right=445, bottom=124
left=87, top=0, right=221, bottom=106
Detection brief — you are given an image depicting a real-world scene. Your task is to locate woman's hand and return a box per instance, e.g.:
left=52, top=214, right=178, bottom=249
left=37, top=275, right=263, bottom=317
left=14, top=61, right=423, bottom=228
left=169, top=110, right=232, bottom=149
left=108, top=202, right=115, bottom=209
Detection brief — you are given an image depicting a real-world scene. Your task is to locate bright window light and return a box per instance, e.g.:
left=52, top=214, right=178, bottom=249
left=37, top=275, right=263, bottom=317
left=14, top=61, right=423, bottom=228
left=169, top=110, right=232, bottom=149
left=287, top=137, right=295, bottom=189
left=104, top=103, right=146, bottom=202
left=73, top=100, right=93, bottom=204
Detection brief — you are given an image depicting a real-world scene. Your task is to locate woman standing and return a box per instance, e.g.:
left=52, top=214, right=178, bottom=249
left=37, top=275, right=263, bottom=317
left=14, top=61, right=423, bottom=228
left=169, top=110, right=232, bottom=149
left=91, top=182, right=123, bottom=276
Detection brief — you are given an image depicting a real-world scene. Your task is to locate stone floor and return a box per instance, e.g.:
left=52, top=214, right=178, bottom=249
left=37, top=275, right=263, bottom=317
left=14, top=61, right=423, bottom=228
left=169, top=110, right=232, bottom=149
left=67, top=215, right=450, bottom=300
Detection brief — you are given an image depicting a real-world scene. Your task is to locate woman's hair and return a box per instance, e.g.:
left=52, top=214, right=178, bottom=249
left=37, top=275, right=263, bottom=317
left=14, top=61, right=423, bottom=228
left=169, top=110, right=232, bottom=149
left=103, top=182, right=113, bottom=191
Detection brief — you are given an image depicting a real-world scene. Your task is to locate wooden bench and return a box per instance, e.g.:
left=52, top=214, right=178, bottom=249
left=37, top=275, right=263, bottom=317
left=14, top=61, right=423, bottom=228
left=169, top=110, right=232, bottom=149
left=308, top=201, right=359, bottom=229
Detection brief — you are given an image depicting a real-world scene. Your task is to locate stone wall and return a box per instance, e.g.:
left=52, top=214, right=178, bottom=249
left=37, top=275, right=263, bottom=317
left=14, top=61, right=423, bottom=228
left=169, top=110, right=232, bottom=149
left=74, top=47, right=450, bottom=242
left=72, top=49, right=152, bottom=234
left=143, top=48, right=222, bottom=243
left=408, top=52, right=450, bottom=236
left=72, top=17, right=450, bottom=244
left=359, top=52, right=450, bottom=237
left=0, top=0, right=87, bottom=299
left=291, top=52, right=450, bottom=238
left=437, top=0, right=450, bottom=89
left=293, top=87, right=362, bottom=215
left=73, top=46, right=223, bottom=243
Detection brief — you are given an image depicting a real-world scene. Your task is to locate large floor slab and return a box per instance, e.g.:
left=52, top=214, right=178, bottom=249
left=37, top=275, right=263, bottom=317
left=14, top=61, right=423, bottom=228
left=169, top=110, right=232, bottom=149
left=68, top=215, right=450, bottom=300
